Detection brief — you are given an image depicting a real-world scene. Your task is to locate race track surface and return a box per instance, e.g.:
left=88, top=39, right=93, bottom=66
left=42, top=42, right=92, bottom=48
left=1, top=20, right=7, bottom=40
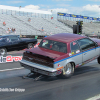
left=0, top=51, right=100, bottom=100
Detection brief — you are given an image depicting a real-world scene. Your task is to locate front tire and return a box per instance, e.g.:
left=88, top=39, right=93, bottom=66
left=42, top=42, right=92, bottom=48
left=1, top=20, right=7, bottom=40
left=57, top=63, right=74, bottom=78
left=0, top=48, right=7, bottom=56
left=97, top=56, right=100, bottom=64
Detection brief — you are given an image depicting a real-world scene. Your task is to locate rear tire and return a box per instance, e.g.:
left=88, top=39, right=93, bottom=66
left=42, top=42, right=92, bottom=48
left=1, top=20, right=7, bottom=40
left=97, top=56, right=100, bottom=64
left=57, top=63, right=74, bottom=78
left=27, top=43, right=33, bottom=49
left=0, top=48, right=7, bottom=56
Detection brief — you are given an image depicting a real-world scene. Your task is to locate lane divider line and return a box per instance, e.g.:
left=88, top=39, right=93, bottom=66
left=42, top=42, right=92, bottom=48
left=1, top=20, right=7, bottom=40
left=86, top=94, right=100, bottom=100
left=0, top=67, right=24, bottom=72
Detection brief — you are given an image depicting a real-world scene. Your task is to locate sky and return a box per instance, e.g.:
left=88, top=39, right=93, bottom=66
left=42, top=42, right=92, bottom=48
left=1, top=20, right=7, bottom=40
left=1, top=0, right=100, bottom=17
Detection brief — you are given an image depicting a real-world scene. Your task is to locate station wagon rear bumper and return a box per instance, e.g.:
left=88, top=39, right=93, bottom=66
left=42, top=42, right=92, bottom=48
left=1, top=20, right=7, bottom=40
left=20, top=59, right=60, bottom=76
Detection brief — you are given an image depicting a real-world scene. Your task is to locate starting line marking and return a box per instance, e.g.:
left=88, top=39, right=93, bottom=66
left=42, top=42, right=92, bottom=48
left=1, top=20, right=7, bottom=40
left=86, top=94, right=100, bottom=100
left=0, top=67, right=24, bottom=72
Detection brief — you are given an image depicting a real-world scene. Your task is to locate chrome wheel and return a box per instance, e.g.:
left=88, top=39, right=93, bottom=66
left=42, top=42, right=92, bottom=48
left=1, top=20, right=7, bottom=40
left=0, top=48, right=7, bottom=55
left=57, top=63, right=74, bottom=78
left=62, top=63, right=74, bottom=78
left=28, top=43, right=33, bottom=49
left=64, top=63, right=72, bottom=75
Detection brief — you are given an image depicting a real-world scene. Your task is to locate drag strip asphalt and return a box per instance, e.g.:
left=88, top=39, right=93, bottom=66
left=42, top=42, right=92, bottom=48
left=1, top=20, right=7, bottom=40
left=0, top=58, right=100, bottom=100
left=0, top=50, right=100, bottom=100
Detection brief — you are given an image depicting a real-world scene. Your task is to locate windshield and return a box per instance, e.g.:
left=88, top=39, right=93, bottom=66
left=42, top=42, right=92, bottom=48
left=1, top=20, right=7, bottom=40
left=39, top=39, right=67, bottom=53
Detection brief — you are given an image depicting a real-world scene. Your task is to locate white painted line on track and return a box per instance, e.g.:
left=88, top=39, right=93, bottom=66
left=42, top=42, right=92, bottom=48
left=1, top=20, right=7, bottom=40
left=86, top=94, right=100, bottom=100
left=0, top=67, right=24, bottom=72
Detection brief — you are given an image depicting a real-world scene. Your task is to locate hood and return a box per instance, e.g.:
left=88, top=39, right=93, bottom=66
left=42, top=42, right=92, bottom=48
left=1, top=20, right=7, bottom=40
left=25, top=47, right=66, bottom=59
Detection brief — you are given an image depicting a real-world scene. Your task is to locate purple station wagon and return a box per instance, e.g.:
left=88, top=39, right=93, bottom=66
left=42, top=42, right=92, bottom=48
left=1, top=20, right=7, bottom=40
left=20, top=33, right=100, bottom=78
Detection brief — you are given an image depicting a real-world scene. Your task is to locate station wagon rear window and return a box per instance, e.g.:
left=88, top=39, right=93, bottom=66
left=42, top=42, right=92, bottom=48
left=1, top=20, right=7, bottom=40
left=39, top=39, right=67, bottom=53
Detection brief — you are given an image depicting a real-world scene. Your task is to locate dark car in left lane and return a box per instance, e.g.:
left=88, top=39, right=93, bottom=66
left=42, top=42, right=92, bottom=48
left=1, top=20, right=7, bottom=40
left=0, top=35, right=37, bottom=55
